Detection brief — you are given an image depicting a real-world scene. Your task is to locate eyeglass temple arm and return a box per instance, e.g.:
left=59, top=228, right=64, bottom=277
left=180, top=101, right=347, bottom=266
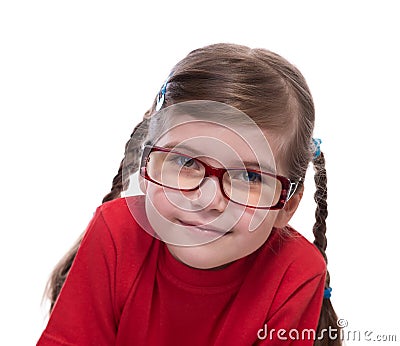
left=287, top=178, right=302, bottom=201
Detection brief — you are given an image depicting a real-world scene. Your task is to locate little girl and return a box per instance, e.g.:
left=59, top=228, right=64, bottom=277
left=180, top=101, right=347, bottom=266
left=38, top=43, right=340, bottom=345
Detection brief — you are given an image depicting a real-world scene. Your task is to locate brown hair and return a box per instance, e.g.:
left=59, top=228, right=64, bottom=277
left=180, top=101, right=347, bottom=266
left=46, top=43, right=340, bottom=345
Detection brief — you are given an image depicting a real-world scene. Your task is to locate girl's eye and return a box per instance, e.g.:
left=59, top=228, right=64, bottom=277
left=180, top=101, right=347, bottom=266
left=174, top=155, right=198, bottom=169
left=233, top=170, right=262, bottom=183
left=244, top=171, right=262, bottom=182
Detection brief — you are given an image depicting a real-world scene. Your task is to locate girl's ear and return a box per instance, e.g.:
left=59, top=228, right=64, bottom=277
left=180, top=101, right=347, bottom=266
left=273, top=187, right=304, bottom=228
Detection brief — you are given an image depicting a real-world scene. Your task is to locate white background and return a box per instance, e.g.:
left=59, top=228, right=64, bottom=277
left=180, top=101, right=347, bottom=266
left=1, top=1, right=399, bottom=345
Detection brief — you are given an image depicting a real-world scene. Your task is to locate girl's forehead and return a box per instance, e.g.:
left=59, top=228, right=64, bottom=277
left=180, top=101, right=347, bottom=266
left=157, top=120, right=266, bottom=146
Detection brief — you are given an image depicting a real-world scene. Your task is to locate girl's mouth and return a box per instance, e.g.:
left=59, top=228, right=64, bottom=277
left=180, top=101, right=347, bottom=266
left=176, top=220, right=232, bottom=236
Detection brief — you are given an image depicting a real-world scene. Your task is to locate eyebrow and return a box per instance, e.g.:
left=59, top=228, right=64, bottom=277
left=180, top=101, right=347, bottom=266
left=240, top=160, right=275, bottom=173
left=159, top=142, right=276, bottom=173
left=162, top=143, right=202, bottom=156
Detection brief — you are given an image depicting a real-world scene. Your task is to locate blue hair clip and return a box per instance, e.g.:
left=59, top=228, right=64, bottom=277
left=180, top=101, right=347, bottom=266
left=324, top=287, right=332, bottom=299
left=156, top=73, right=173, bottom=111
left=312, top=138, right=322, bottom=159
left=155, top=79, right=168, bottom=111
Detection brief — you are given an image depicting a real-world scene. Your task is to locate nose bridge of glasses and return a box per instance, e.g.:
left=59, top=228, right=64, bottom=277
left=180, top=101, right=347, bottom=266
left=198, top=162, right=227, bottom=195
left=201, top=161, right=226, bottom=180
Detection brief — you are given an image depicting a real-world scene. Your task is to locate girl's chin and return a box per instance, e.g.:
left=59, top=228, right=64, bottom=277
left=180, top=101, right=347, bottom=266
left=166, top=244, right=234, bottom=270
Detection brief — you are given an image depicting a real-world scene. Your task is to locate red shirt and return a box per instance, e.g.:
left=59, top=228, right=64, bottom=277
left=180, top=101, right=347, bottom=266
left=37, top=196, right=326, bottom=345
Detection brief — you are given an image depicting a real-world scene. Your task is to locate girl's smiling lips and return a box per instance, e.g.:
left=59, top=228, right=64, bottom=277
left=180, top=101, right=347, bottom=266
left=176, top=219, right=232, bottom=235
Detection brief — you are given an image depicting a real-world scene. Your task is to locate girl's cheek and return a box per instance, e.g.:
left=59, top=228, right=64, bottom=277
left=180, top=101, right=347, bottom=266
left=146, top=187, right=173, bottom=219
left=236, top=208, right=278, bottom=233
left=138, top=176, right=147, bottom=194
left=148, top=185, right=193, bottom=215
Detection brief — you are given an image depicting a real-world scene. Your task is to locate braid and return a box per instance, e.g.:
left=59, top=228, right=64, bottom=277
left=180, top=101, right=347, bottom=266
left=46, top=118, right=150, bottom=312
left=312, top=152, right=328, bottom=263
left=312, top=152, right=341, bottom=346
left=102, top=118, right=150, bottom=203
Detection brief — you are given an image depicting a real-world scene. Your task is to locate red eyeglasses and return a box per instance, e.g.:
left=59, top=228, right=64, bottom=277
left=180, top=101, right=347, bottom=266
left=140, top=145, right=298, bottom=210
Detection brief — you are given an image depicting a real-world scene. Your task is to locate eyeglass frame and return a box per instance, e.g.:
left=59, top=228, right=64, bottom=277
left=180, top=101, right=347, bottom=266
left=139, top=145, right=299, bottom=210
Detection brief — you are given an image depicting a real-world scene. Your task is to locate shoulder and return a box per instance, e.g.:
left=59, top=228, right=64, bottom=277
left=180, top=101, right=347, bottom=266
left=261, top=227, right=326, bottom=278
left=91, top=196, right=160, bottom=310
left=88, top=196, right=157, bottom=260
left=96, top=195, right=154, bottom=240
left=236, top=227, right=326, bottom=326
left=98, top=195, right=144, bottom=227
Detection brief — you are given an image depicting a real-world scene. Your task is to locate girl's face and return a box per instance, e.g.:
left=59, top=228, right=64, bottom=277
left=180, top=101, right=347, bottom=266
left=142, top=114, right=299, bottom=269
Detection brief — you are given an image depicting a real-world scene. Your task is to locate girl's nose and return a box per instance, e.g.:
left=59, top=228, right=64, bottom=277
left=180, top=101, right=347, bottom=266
left=188, top=176, right=228, bottom=213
